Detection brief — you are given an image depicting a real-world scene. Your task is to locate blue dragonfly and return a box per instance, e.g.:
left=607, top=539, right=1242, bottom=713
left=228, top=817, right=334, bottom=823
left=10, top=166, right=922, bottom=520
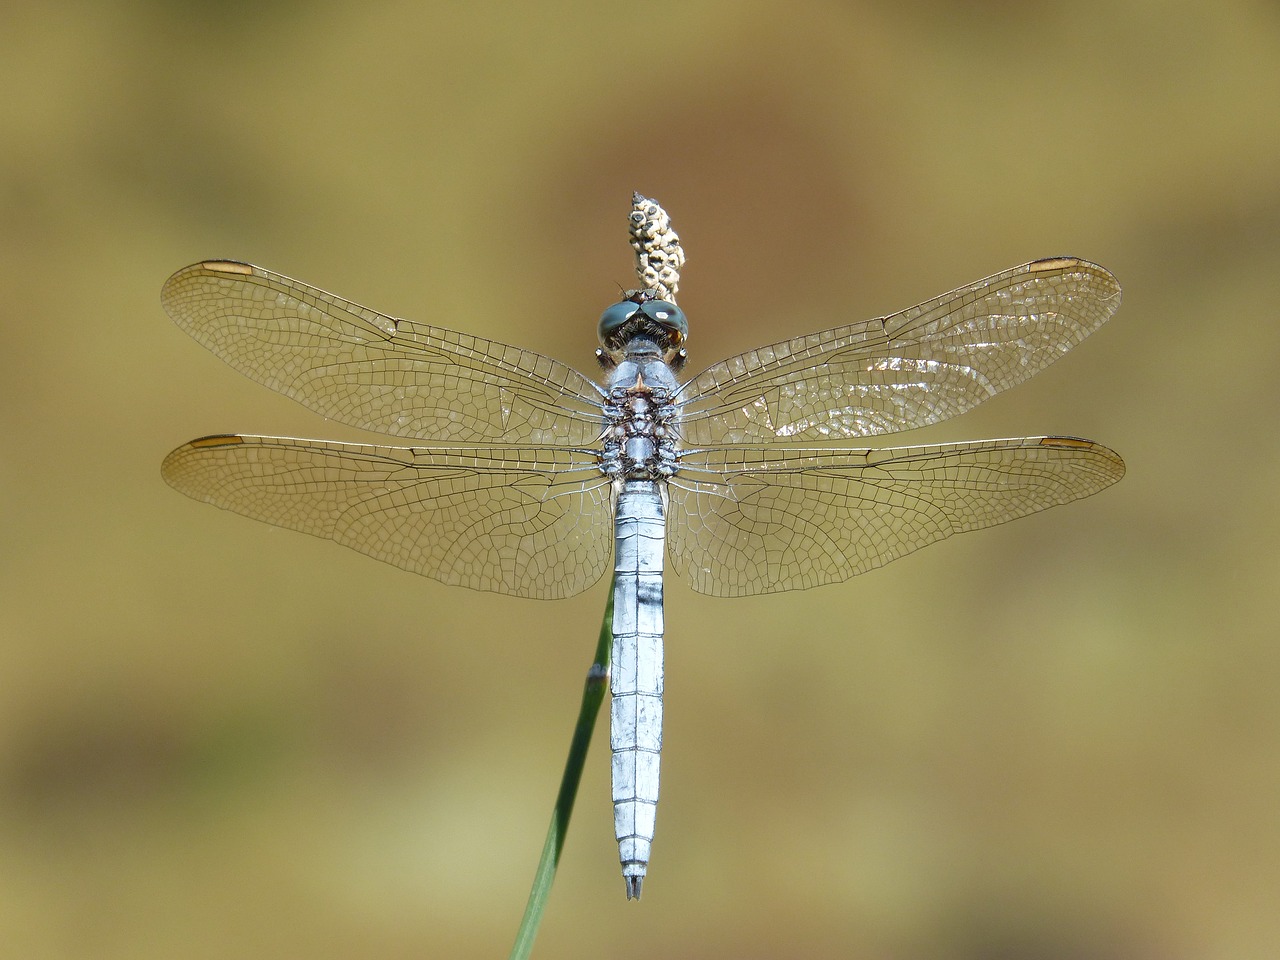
left=161, top=202, right=1123, bottom=899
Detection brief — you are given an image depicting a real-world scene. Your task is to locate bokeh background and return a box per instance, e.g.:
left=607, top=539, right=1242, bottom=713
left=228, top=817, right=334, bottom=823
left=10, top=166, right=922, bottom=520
left=3, top=1, right=1278, bottom=958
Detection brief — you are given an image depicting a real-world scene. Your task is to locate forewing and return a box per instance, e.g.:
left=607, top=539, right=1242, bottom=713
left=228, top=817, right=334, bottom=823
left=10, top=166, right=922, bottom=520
left=667, top=437, right=1124, bottom=597
left=678, top=259, right=1120, bottom=443
left=162, top=436, right=612, bottom=599
left=162, top=261, right=604, bottom=444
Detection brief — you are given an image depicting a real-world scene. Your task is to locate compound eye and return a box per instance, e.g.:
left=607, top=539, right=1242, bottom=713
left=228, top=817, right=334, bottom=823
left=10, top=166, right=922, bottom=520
left=598, top=300, right=640, bottom=343
left=641, top=300, right=688, bottom=342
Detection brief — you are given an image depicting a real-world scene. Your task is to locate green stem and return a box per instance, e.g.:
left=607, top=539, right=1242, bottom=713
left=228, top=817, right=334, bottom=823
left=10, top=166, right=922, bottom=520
left=508, top=579, right=614, bottom=960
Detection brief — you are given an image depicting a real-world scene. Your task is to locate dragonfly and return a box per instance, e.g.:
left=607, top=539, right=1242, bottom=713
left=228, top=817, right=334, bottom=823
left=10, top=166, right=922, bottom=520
left=161, top=225, right=1123, bottom=900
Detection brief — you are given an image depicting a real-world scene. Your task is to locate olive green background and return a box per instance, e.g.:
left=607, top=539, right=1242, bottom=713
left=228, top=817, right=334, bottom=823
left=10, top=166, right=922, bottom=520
left=3, top=2, right=1278, bottom=957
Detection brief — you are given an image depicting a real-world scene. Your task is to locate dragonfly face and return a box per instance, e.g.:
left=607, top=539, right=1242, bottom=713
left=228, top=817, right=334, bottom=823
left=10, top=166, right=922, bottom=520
left=161, top=254, right=1124, bottom=899
left=597, top=291, right=688, bottom=366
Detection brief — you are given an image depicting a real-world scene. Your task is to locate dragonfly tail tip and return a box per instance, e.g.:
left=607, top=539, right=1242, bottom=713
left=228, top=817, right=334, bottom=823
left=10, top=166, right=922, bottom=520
left=624, top=876, right=643, bottom=900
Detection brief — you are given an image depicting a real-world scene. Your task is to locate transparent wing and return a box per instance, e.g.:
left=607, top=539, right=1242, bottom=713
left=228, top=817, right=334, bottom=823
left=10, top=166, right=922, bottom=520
left=162, top=261, right=605, bottom=444
left=667, top=437, right=1124, bottom=597
left=677, top=259, right=1120, bottom=443
left=161, top=435, right=613, bottom=599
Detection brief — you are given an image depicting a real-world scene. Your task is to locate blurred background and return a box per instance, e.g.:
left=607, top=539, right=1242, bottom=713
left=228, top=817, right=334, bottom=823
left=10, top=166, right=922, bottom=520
left=2, top=1, right=1278, bottom=957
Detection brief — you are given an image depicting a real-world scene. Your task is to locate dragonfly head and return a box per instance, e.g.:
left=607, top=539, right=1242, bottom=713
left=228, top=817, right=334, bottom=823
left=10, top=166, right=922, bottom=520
left=598, top=291, right=687, bottom=364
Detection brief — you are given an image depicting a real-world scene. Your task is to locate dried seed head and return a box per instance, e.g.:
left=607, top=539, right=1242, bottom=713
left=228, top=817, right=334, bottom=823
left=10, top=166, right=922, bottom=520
left=629, top=192, right=685, bottom=303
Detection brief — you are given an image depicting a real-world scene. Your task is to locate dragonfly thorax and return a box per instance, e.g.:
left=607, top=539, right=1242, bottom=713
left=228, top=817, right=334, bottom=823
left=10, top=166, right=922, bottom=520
left=599, top=342, right=681, bottom=481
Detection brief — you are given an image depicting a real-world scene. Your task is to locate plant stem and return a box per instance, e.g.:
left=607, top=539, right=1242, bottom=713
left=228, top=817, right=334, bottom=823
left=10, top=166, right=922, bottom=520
left=508, top=580, right=614, bottom=960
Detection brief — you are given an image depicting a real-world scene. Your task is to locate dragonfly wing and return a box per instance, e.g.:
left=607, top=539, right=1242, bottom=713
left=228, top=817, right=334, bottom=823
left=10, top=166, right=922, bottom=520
left=162, top=435, right=612, bottom=599
left=163, top=261, right=605, bottom=444
left=678, top=259, right=1120, bottom=443
left=667, top=437, right=1124, bottom=597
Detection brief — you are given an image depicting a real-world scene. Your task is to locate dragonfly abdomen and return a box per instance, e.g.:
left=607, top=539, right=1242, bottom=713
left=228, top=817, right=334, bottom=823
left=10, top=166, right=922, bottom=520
left=610, top=479, right=666, bottom=900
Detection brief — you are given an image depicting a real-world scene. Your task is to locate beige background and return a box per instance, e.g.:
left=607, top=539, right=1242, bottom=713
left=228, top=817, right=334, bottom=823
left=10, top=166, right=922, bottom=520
left=3, top=1, right=1278, bottom=957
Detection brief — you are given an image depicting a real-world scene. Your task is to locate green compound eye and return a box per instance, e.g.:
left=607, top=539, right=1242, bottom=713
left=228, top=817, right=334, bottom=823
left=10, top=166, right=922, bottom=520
left=639, top=300, right=687, bottom=342
left=598, top=300, right=642, bottom=342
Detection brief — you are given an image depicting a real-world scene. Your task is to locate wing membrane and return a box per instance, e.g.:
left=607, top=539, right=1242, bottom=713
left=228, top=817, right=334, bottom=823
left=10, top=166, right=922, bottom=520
left=162, top=261, right=605, bottom=444
left=677, top=259, right=1120, bottom=443
left=667, top=437, right=1124, bottom=597
left=162, top=435, right=612, bottom=599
